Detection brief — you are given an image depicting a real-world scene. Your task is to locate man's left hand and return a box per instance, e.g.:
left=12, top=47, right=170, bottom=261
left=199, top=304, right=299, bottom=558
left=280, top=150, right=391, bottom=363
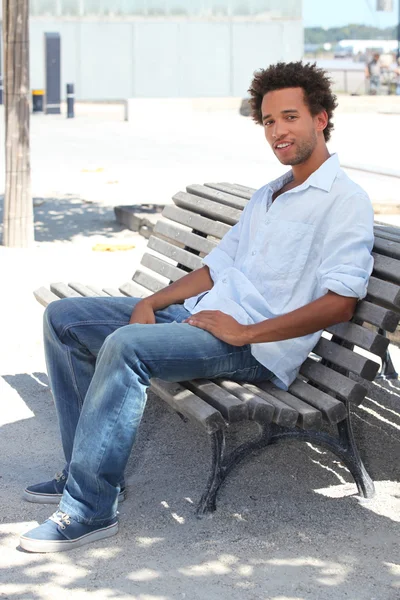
left=184, top=310, right=250, bottom=346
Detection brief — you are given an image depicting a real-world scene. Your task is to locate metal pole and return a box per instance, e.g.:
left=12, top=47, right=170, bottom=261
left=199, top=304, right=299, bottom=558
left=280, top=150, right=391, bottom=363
left=66, top=82, right=74, bottom=118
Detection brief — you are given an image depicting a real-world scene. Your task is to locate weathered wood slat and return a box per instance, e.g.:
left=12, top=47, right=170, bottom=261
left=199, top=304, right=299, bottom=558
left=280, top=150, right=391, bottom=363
left=374, top=226, right=400, bottom=244
left=33, top=286, right=60, bottom=307
left=372, top=253, right=400, bottom=285
left=300, top=358, right=367, bottom=404
left=313, top=337, right=380, bottom=380
left=243, top=383, right=298, bottom=427
left=354, top=300, right=399, bottom=332
left=204, top=182, right=253, bottom=200
left=173, top=191, right=241, bottom=225
left=367, top=276, right=400, bottom=309
left=151, top=379, right=226, bottom=435
left=162, top=205, right=230, bottom=240
left=85, top=284, right=109, bottom=297
left=215, top=379, right=275, bottom=423
left=119, top=280, right=151, bottom=298
left=68, top=282, right=99, bottom=297
left=103, top=287, right=125, bottom=297
left=185, top=379, right=248, bottom=423
left=186, top=184, right=247, bottom=210
left=141, top=253, right=187, bottom=283
left=289, top=379, right=347, bottom=424
left=148, top=236, right=203, bottom=272
left=256, top=381, right=323, bottom=430
left=373, top=237, right=400, bottom=260
left=133, top=270, right=166, bottom=293
left=325, top=322, right=389, bottom=356
left=154, top=219, right=217, bottom=255
left=50, top=283, right=82, bottom=299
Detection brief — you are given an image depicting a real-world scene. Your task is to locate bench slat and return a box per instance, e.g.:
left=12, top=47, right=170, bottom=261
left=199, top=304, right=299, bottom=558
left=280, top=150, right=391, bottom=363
left=50, top=283, right=83, bottom=299
left=354, top=300, right=399, bottom=332
left=103, top=287, right=125, bottom=297
left=289, top=379, right=347, bottom=424
left=173, top=191, right=241, bottom=225
left=184, top=379, right=248, bottom=423
left=204, top=182, right=253, bottom=200
left=367, top=276, right=400, bottom=309
left=68, top=282, right=99, bottom=297
left=141, top=253, right=187, bottom=283
left=133, top=270, right=166, bottom=293
left=372, top=253, right=400, bottom=285
left=154, top=220, right=217, bottom=255
left=162, top=205, right=230, bottom=240
left=243, top=383, right=298, bottom=427
left=314, top=337, right=380, bottom=380
left=151, top=379, right=226, bottom=435
left=148, top=236, right=203, bottom=271
left=325, top=322, right=389, bottom=356
left=373, top=237, right=400, bottom=260
left=33, top=286, right=60, bottom=307
left=257, top=381, right=323, bottom=430
left=300, top=358, right=367, bottom=404
left=119, top=280, right=151, bottom=298
left=186, top=184, right=248, bottom=210
left=215, top=379, right=275, bottom=423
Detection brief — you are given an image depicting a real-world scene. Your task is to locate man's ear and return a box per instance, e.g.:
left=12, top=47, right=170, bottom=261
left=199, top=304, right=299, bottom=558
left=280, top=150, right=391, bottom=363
left=315, top=110, right=328, bottom=134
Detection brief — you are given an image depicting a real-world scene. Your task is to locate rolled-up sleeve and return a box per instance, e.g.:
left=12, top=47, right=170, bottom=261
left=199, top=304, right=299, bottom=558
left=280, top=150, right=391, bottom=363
left=317, top=193, right=374, bottom=299
left=202, top=221, right=242, bottom=281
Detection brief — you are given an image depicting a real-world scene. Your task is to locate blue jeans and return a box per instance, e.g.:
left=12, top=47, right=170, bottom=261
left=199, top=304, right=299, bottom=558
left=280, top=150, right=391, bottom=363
left=44, top=296, right=273, bottom=524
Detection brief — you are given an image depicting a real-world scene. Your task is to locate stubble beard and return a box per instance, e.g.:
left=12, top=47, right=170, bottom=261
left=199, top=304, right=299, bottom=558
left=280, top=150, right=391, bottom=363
left=276, top=131, right=318, bottom=166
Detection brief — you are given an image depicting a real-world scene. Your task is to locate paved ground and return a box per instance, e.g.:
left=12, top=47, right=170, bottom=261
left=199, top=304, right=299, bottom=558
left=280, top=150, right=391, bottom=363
left=0, top=97, right=399, bottom=600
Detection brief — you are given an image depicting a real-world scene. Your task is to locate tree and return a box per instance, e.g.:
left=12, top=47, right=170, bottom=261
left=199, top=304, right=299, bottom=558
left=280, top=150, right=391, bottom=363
left=2, top=0, right=33, bottom=247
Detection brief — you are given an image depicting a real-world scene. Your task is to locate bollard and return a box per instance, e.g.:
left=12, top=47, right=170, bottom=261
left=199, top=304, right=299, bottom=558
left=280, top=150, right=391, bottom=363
left=66, top=83, right=75, bottom=118
left=32, top=89, right=45, bottom=112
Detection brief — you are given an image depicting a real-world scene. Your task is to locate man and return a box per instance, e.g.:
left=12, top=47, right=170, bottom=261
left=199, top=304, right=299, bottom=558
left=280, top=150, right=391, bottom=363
left=20, top=62, right=374, bottom=553
left=365, top=52, right=381, bottom=95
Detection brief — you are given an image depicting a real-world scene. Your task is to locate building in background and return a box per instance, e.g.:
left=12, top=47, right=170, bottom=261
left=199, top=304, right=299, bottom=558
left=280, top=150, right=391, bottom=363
left=2, top=0, right=303, bottom=101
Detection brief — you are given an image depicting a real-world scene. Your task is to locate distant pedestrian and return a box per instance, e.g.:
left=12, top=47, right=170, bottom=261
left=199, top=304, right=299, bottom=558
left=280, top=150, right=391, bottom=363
left=365, top=52, right=381, bottom=95
left=388, top=54, right=400, bottom=96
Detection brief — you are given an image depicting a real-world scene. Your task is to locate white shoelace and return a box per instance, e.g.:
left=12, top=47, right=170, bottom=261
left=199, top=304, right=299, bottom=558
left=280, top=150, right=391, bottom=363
left=49, top=511, right=71, bottom=530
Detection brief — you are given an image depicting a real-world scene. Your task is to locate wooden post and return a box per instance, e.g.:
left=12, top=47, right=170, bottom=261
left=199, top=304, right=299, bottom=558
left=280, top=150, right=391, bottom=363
left=2, top=0, right=34, bottom=247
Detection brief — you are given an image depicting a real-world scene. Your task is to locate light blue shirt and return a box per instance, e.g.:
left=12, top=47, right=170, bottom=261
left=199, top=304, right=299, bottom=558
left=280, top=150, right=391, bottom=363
left=184, top=154, right=374, bottom=390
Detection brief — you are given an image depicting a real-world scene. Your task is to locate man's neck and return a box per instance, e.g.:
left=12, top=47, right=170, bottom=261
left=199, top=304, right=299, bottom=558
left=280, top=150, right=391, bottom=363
left=290, top=146, right=331, bottom=187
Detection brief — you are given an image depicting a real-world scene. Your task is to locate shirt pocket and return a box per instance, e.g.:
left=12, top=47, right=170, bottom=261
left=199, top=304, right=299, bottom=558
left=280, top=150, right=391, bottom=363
left=264, top=220, right=314, bottom=277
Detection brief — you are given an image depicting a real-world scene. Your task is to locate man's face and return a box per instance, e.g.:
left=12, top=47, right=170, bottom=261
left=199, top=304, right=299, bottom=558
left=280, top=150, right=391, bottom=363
left=261, top=87, right=323, bottom=166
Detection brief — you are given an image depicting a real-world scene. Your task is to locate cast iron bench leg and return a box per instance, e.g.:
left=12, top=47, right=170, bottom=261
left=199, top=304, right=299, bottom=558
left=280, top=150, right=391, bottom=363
left=376, top=329, right=398, bottom=380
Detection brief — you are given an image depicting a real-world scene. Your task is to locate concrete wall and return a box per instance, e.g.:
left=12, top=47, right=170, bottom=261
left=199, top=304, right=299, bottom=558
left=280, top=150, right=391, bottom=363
left=29, top=18, right=303, bottom=100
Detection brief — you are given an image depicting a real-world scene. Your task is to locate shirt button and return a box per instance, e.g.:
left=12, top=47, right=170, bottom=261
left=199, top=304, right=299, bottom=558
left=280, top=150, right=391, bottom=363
left=251, top=251, right=256, bottom=256
left=222, top=278, right=227, bottom=283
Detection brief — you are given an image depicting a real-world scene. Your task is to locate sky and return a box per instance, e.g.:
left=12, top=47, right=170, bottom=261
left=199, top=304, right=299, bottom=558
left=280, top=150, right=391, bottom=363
left=303, top=0, right=399, bottom=28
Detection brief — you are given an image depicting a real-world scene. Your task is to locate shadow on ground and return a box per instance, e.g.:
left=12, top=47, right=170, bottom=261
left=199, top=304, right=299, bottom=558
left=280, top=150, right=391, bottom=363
left=0, top=195, right=125, bottom=243
left=0, top=372, right=399, bottom=598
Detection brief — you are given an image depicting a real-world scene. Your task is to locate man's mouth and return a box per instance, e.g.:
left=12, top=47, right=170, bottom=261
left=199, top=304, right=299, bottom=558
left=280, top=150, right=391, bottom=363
left=274, top=141, right=293, bottom=151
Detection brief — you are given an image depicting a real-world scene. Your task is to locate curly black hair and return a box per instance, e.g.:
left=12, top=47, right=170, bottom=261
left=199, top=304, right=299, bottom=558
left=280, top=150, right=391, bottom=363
left=248, top=61, right=338, bottom=142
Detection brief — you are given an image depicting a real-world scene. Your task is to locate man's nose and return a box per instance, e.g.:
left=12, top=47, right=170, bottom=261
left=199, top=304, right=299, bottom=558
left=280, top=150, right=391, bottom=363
left=272, top=119, right=288, bottom=139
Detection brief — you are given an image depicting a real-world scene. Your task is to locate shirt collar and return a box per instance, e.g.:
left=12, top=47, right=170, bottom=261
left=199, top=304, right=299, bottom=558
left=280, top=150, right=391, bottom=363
left=269, top=153, right=340, bottom=195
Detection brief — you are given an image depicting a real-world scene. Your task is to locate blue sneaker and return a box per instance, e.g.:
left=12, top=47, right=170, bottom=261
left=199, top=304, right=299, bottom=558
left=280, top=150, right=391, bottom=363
left=23, top=470, right=126, bottom=504
left=20, top=511, right=118, bottom=553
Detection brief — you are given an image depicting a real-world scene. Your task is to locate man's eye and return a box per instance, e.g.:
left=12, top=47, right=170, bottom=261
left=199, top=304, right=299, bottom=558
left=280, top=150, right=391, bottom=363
left=264, top=121, right=273, bottom=127
left=287, top=115, right=297, bottom=120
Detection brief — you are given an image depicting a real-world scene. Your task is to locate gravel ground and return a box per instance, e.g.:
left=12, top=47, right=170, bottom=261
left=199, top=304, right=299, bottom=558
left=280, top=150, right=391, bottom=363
left=0, top=98, right=399, bottom=600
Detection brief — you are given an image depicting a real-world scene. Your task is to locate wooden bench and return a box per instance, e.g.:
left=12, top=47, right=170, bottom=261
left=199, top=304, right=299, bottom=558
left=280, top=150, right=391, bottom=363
left=34, top=182, right=400, bottom=516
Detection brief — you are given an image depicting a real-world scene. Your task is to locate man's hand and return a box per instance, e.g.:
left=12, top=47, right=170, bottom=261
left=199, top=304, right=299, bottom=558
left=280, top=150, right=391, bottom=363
left=129, top=299, right=156, bottom=325
left=184, top=310, right=249, bottom=346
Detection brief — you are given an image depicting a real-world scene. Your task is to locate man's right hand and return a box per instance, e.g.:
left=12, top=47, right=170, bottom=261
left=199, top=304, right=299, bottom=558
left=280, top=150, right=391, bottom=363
left=129, top=299, right=156, bottom=325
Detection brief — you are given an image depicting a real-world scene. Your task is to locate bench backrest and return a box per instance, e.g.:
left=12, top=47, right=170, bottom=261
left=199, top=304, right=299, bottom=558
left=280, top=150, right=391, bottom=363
left=119, top=182, right=400, bottom=408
